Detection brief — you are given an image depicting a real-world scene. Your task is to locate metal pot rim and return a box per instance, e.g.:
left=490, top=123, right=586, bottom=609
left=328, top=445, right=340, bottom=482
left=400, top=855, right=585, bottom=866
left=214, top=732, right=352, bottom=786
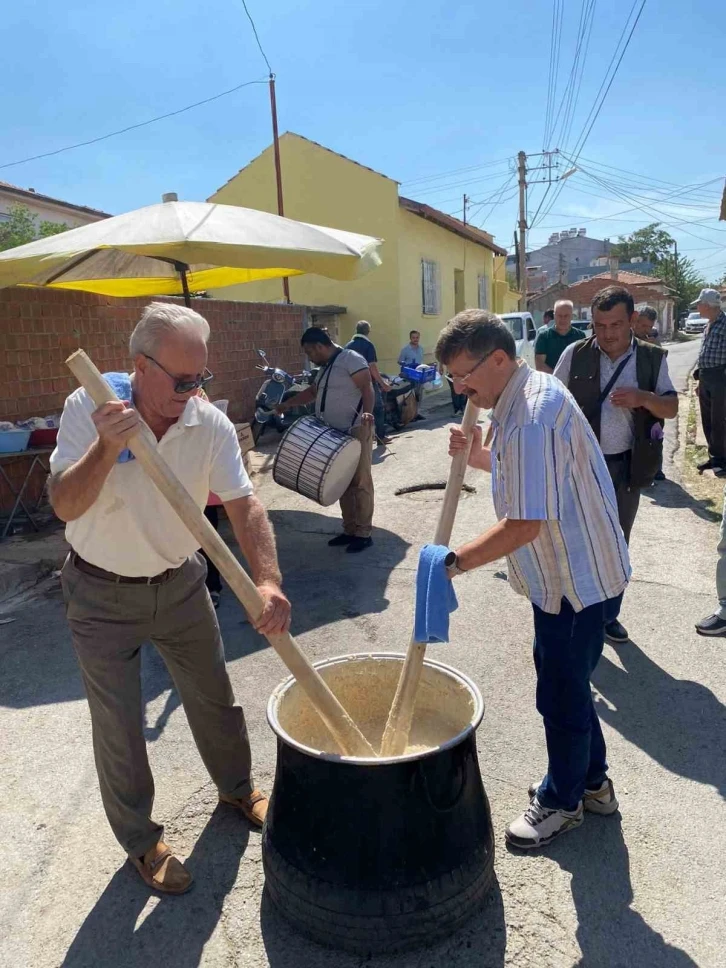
left=266, top=652, right=484, bottom=765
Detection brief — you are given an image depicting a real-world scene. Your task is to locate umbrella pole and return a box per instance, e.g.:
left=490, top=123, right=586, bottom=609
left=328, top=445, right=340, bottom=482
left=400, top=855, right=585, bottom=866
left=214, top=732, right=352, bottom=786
left=179, top=265, right=192, bottom=306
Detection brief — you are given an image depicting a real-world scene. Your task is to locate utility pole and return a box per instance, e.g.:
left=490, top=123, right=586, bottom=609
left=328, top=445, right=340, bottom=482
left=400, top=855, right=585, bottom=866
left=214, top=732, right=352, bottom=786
left=673, top=239, right=679, bottom=333
left=463, top=194, right=470, bottom=226
left=268, top=75, right=290, bottom=304
left=517, top=151, right=527, bottom=311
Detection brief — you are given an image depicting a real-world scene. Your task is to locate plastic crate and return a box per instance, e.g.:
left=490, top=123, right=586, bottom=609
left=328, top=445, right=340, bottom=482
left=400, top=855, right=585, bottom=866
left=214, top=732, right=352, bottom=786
left=0, top=429, right=31, bottom=453
left=401, top=364, right=438, bottom=384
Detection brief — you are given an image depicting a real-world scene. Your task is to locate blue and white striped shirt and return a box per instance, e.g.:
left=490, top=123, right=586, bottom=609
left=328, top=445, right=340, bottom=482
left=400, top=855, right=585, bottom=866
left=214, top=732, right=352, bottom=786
left=490, top=363, right=631, bottom=614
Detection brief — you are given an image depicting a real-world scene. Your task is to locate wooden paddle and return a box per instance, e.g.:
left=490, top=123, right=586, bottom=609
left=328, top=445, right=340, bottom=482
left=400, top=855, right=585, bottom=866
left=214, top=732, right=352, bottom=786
left=65, top=349, right=377, bottom=759
left=380, top=397, right=481, bottom=756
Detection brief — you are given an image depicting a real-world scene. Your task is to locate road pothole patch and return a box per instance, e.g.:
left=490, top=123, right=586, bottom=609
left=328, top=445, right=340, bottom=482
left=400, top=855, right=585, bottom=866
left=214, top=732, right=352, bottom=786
left=394, top=482, right=477, bottom=503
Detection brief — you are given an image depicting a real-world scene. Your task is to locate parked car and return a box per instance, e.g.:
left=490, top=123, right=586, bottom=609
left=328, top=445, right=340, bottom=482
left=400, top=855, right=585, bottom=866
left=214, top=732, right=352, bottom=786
left=571, top=319, right=593, bottom=337
left=684, top=312, right=708, bottom=334
left=500, top=312, right=537, bottom=366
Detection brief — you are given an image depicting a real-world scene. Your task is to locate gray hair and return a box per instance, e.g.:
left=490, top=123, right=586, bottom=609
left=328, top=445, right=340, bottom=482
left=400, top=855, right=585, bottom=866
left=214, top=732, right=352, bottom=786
left=435, top=309, right=516, bottom=365
left=355, top=320, right=371, bottom=335
left=639, top=306, right=657, bottom=323
left=129, top=302, right=210, bottom=357
left=554, top=299, right=574, bottom=312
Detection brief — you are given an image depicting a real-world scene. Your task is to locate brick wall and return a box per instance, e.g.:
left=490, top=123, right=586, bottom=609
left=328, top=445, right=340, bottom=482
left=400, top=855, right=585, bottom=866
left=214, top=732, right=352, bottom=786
left=0, top=288, right=307, bottom=515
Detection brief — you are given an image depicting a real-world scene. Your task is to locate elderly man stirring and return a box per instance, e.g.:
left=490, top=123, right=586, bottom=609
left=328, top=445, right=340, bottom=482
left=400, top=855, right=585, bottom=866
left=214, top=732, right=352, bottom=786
left=442, top=309, right=630, bottom=850
left=50, top=302, right=291, bottom=895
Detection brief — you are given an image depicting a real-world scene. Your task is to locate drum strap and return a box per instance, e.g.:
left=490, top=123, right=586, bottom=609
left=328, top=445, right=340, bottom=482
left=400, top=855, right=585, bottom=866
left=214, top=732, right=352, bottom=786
left=318, top=349, right=363, bottom=431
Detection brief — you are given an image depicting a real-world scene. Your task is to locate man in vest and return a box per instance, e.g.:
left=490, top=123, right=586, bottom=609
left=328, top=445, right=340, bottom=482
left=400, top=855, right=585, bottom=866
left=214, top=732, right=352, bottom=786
left=554, top=286, right=678, bottom=644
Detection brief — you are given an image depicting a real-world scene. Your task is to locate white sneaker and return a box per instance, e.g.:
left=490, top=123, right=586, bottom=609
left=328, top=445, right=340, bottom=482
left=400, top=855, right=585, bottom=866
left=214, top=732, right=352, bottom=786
left=506, top=796, right=583, bottom=850
left=528, top=777, right=619, bottom=816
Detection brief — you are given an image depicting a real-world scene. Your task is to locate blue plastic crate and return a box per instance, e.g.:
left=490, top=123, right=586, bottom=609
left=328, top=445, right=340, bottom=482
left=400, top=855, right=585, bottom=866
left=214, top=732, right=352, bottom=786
left=401, top=364, right=438, bottom=384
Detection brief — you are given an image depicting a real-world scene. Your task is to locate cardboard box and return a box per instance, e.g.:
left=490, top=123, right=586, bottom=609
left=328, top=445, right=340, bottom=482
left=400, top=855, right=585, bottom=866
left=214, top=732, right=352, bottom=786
left=235, top=422, right=255, bottom=474
left=235, top=422, right=255, bottom=456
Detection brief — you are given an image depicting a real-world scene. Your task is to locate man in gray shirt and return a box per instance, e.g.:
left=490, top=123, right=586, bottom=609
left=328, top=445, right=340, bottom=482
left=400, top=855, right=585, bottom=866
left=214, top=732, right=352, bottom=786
left=276, top=327, right=376, bottom=553
left=555, top=286, right=678, bottom=644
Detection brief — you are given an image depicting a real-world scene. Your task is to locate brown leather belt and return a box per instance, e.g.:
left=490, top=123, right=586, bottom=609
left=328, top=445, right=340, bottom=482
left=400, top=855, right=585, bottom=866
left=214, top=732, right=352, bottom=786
left=70, top=551, right=178, bottom=585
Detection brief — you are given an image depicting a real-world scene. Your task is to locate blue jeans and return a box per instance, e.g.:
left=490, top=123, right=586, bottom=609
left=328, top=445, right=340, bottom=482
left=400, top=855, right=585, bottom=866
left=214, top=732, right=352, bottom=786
left=533, top=596, right=619, bottom=811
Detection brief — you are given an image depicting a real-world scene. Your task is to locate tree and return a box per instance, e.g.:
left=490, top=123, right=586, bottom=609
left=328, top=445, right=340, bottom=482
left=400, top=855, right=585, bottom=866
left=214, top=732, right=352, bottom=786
left=611, top=223, right=676, bottom=265
left=0, top=204, right=70, bottom=251
left=657, top=252, right=704, bottom=317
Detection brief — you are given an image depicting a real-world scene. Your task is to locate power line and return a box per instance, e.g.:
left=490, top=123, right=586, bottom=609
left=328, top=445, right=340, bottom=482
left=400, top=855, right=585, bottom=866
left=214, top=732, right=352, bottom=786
left=0, top=78, right=269, bottom=171
left=543, top=0, right=564, bottom=149
left=568, top=0, right=647, bottom=161
left=400, top=157, right=511, bottom=188
left=407, top=168, right=513, bottom=199
left=240, top=0, right=273, bottom=74
left=536, top=0, right=647, bottom=226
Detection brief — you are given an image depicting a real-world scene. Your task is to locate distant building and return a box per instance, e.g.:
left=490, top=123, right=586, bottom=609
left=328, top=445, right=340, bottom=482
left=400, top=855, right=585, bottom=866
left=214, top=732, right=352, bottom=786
left=557, top=269, right=676, bottom=338
left=207, top=132, right=516, bottom=370
left=0, top=180, right=109, bottom=232
left=507, top=228, right=611, bottom=291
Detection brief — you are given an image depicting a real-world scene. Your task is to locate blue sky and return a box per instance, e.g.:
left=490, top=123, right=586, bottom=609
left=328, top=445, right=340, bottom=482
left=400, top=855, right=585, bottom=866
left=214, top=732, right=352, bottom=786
left=3, top=0, right=725, bottom=277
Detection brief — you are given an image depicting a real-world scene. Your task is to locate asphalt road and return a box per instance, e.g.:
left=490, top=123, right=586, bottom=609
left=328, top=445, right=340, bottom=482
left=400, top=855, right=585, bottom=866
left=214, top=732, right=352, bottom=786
left=0, top=381, right=723, bottom=968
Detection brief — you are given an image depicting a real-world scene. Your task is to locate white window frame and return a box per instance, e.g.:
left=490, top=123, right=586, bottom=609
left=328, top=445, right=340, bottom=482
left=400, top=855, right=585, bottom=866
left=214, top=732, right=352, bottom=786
left=477, top=274, right=490, bottom=310
left=421, top=259, right=441, bottom=315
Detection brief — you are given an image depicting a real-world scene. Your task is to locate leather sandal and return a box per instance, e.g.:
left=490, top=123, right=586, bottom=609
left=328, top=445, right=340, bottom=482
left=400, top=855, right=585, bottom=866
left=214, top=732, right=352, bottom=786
left=219, top=789, right=269, bottom=827
left=128, top=841, right=193, bottom=895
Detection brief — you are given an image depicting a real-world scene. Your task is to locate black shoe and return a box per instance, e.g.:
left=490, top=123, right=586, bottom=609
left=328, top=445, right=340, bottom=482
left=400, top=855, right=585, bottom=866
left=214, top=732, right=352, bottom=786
left=695, top=613, right=726, bottom=637
left=345, top=537, right=373, bottom=554
left=697, top=458, right=725, bottom=474
left=605, top=620, right=629, bottom=644
left=328, top=533, right=354, bottom=547
left=376, top=435, right=392, bottom=446
left=654, top=470, right=666, bottom=482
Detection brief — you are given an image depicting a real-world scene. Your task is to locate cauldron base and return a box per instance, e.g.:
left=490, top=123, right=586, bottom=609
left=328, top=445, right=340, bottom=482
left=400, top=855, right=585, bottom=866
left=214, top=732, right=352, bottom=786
left=263, top=654, right=496, bottom=954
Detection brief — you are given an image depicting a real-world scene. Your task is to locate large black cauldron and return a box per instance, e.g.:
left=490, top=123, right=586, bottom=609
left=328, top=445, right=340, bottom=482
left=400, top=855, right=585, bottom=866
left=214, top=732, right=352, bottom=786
left=262, top=653, right=495, bottom=954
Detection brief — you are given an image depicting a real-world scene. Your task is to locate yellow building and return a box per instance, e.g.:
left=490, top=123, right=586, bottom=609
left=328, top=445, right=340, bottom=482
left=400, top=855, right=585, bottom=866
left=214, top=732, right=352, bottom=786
left=209, top=132, right=512, bottom=371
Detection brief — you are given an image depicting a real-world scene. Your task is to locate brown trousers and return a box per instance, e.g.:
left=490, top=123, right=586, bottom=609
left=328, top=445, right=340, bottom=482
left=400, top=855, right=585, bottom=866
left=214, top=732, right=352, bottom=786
left=62, top=552, right=253, bottom=857
left=339, top=424, right=374, bottom=538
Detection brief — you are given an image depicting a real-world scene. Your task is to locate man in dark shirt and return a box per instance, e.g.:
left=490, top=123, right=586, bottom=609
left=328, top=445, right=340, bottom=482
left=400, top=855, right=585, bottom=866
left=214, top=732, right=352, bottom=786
left=694, top=288, right=726, bottom=473
left=535, top=300, right=584, bottom=373
left=346, top=321, right=391, bottom=445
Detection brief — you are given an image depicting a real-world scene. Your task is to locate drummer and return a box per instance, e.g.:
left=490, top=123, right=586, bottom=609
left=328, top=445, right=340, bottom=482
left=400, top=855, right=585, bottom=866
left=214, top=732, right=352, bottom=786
left=49, top=302, right=291, bottom=894
left=439, top=309, right=630, bottom=850
left=276, top=326, right=376, bottom=553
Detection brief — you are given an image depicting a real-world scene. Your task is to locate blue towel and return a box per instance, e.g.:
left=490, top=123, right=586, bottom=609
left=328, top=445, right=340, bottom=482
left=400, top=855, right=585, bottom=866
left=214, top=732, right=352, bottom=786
left=414, top=544, right=458, bottom=644
left=102, top=372, right=135, bottom=463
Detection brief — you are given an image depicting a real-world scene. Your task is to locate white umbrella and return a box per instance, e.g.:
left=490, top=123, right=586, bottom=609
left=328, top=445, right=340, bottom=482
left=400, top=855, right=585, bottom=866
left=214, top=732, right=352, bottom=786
left=0, top=197, right=383, bottom=299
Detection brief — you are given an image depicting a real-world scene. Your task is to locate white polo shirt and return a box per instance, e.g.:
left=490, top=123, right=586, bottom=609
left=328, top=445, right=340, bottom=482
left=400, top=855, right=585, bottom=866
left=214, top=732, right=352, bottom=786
left=50, top=385, right=253, bottom=577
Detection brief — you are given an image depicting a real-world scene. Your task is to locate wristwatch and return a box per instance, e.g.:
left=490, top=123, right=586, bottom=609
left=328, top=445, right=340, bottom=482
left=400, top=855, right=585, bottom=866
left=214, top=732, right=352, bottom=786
left=445, top=550, right=467, bottom=580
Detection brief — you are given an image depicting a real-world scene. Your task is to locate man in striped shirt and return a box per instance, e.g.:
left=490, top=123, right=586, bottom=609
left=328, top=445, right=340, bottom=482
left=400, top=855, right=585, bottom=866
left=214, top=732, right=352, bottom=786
left=439, top=309, right=630, bottom=850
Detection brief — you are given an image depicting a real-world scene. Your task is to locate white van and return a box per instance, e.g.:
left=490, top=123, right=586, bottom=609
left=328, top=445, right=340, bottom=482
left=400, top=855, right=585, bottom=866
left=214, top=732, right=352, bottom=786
left=499, top=312, right=537, bottom=366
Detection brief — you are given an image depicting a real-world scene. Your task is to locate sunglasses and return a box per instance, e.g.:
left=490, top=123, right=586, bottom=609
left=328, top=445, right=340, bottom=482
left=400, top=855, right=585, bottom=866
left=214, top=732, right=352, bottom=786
left=143, top=354, right=214, bottom=394
left=445, top=351, right=494, bottom=386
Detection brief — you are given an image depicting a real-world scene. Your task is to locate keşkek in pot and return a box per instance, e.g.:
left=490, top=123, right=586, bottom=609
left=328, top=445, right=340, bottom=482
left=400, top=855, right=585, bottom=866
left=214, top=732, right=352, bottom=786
left=262, top=653, right=495, bottom=954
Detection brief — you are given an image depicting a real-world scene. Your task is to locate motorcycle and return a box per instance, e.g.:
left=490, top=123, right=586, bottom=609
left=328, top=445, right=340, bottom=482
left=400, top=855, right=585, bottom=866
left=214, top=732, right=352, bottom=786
left=251, top=349, right=316, bottom=444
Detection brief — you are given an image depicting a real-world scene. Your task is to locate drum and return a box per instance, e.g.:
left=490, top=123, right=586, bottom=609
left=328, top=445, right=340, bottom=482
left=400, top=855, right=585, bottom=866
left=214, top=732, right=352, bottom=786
left=273, top=416, right=361, bottom=507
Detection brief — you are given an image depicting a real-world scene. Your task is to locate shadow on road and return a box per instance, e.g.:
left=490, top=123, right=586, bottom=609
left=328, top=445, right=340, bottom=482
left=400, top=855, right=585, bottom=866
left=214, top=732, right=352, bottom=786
left=61, top=804, right=249, bottom=968
left=592, top=638, right=726, bottom=799
left=0, top=509, right=409, bottom=748
left=547, top=818, right=698, bottom=967
left=260, top=876, right=506, bottom=968
left=646, top=477, right=721, bottom=523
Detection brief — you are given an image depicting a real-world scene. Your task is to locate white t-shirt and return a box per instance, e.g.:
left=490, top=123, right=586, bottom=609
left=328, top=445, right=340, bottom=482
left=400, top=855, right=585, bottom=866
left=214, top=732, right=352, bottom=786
left=50, top=386, right=253, bottom=577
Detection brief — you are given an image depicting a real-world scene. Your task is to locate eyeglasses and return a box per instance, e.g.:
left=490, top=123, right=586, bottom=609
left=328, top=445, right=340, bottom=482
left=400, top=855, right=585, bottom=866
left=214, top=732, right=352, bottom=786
left=445, top=351, right=494, bottom=386
left=143, top=354, right=214, bottom=394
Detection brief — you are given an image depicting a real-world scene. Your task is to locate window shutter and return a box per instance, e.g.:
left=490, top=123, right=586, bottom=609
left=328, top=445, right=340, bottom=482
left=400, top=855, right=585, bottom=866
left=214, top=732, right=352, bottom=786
left=421, top=260, right=440, bottom=315
left=478, top=274, right=490, bottom=310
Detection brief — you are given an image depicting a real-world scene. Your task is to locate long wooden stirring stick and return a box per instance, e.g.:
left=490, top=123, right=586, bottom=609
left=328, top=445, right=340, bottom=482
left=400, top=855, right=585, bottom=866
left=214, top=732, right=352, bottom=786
left=380, top=398, right=480, bottom=756
left=66, top=350, right=377, bottom=758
